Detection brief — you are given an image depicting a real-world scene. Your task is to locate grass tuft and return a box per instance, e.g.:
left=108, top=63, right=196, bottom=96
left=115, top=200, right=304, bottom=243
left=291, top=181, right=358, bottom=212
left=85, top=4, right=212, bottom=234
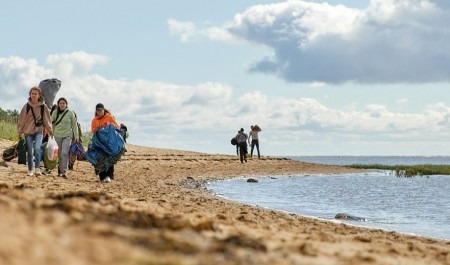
left=347, top=164, right=450, bottom=177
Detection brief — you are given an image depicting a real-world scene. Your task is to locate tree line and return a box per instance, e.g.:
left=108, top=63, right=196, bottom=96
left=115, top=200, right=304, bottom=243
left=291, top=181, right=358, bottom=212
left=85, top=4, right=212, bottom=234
left=0, top=107, right=19, bottom=122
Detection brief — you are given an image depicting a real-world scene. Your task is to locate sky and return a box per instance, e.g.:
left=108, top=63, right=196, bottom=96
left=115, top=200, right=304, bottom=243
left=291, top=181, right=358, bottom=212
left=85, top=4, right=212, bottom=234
left=2, top=0, right=450, bottom=156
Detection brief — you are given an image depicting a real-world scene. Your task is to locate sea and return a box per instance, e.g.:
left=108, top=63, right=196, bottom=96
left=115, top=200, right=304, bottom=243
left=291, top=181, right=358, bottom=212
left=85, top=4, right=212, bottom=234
left=206, top=156, right=450, bottom=241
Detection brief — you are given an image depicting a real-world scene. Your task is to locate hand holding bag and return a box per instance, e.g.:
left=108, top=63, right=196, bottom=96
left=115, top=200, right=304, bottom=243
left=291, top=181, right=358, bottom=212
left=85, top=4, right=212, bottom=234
left=47, top=136, right=59, bottom=161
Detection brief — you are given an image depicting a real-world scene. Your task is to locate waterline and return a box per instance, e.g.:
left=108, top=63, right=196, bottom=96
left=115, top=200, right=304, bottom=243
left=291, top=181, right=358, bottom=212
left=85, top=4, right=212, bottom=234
left=207, top=171, right=450, bottom=241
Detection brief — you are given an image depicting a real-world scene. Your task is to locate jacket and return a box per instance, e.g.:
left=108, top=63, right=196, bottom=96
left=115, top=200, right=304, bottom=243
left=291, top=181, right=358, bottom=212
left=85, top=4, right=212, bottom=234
left=17, top=99, right=53, bottom=136
left=91, top=113, right=119, bottom=133
left=51, top=108, right=79, bottom=139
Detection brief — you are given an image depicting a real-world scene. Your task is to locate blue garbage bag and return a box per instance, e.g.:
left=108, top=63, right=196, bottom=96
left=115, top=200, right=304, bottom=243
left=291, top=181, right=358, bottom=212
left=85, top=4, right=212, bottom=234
left=85, top=124, right=125, bottom=173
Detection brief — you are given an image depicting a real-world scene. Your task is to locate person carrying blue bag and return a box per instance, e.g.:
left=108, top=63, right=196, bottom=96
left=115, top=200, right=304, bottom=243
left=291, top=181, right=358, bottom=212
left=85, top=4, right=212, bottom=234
left=85, top=103, right=125, bottom=183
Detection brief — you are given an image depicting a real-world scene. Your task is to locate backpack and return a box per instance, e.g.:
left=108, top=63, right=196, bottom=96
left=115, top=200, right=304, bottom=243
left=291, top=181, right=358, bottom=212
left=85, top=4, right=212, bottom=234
left=2, top=143, right=18, bottom=161
left=17, top=138, right=27, bottom=165
left=70, top=141, right=85, bottom=161
left=231, top=137, right=237, bottom=146
left=73, top=111, right=83, bottom=140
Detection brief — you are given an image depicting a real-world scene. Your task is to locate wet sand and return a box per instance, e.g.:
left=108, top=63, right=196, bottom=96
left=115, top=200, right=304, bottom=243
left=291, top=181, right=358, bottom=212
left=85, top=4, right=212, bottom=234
left=0, top=140, right=449, bottom=265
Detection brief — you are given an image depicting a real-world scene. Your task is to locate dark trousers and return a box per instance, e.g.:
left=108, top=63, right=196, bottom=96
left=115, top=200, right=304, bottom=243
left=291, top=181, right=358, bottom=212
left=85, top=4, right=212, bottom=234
left=251, top=140, right=260, bottom=158
left=239, top=142, right=247, bottom=163
left=99, top=165, right=114, bottom=181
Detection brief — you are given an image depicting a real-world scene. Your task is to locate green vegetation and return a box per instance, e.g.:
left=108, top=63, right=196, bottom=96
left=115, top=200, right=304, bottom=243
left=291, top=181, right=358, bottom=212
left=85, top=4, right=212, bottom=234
left=348, top=164, right=450, bottom=177
left=0, top=107, right=92, bottom=144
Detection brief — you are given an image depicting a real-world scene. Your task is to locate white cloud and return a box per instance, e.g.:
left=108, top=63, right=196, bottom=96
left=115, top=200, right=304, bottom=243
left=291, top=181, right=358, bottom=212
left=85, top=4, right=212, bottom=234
left=168, top=19, right=240, bottom=44
left=171, top=0, right=450, bottom=84
left=168, top=19, right=198, bottom=43
left=47, top=51, right=109, bottom=77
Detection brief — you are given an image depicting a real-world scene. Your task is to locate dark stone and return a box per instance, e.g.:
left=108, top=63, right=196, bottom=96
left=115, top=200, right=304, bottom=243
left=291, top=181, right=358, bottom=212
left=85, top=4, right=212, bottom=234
left=335, top=213, right=367, bottom=222
left=247, top=178, right=258, bottom=183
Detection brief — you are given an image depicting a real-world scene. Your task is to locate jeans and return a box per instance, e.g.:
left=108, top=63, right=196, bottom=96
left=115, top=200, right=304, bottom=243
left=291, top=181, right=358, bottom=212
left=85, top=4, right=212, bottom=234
left=238, top=142, right=247, bottom=163
left=26, top=131, right=44, bottom=171
left=251, top=139, right=260, bottom=158
left=99, top=165, right=114, bottom=181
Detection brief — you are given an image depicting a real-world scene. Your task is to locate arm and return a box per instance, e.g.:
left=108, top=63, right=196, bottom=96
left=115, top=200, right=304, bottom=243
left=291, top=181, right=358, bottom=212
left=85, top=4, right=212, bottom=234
left=91, top=118, right=97, bottom=133
left=16, top=104, right=27, bottom=135
left=43, top=106, right=53, bottom=136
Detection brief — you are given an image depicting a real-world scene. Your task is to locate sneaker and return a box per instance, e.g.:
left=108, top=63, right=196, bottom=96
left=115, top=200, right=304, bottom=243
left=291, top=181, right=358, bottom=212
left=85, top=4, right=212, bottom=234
left=35, top=168, right=41, bottom=176
left=43, top=168, right=52, bottom=175
left=101, top=177, right=111, bottom=183
left=27, top=169, right=34, bottom=176
left=62, top=173, right=67, bottom=178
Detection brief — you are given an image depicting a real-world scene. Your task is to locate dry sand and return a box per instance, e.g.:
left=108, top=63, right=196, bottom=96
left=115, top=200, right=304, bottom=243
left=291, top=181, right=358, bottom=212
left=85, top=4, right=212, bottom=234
left=0, top=140, right=449, bottom=265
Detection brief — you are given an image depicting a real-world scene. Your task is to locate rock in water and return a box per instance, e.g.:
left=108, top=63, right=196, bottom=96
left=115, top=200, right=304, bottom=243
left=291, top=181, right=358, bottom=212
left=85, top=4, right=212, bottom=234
left=335, top=213, right=367, bottom=221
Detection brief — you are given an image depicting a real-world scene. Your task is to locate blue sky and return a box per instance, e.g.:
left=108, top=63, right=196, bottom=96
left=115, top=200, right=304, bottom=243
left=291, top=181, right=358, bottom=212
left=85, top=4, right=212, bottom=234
left=2, top=0, right=450, bottom=156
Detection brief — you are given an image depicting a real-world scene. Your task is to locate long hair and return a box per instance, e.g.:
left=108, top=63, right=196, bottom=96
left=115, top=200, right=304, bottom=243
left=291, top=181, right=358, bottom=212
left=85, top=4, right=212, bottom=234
left=57, top=97, right=68, bottom=112
left=28, top=86, right=44, bottom=102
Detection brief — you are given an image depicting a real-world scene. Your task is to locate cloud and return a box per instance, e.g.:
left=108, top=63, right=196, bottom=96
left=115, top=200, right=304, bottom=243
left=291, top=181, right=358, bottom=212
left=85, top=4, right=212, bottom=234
left=47, top=51, right=109, bottom=77
left=168, top=19, right=242, bottom=44
left=171, top=0, right=450, bottom=84
left=2, top=52, right=450, bottom=155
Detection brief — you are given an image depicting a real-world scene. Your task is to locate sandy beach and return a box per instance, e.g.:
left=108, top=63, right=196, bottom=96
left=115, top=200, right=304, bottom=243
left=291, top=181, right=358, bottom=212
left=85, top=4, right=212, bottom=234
left=0, top=139, right=449, bottom=265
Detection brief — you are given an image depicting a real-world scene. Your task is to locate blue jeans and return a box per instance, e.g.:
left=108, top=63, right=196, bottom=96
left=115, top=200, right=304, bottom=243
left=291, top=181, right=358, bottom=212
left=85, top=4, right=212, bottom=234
left=26, top=131, right=44, bottom=171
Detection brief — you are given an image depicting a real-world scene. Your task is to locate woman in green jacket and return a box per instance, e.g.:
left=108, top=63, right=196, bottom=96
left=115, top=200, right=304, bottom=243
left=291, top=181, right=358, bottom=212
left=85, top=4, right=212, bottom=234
left=51, top=97, right=79, bottom=177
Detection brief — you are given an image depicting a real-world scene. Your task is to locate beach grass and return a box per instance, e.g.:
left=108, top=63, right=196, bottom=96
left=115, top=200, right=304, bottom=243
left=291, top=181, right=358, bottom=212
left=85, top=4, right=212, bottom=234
left=0, top=119, right=19, bottom=141
left=347, top=164, right=450, bottom=177
left=0, top=119, right=92, bottom=145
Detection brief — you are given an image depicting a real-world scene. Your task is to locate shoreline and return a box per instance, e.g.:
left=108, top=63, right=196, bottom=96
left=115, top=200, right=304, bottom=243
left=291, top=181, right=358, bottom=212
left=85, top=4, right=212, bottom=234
left=205, top=172, right=450, bottom=243
left=1, top=140, right=450, bottom=265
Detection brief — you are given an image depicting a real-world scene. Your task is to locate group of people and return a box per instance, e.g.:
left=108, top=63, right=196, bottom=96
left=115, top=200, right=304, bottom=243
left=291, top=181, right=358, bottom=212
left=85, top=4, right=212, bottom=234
left=16, top=86, right=127, bottom=183
left=234, top=125, right=262, bottom=163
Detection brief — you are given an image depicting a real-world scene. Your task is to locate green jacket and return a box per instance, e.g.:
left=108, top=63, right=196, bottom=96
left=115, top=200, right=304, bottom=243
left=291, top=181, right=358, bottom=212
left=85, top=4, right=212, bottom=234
left=51, top=108, right=79, bottom=139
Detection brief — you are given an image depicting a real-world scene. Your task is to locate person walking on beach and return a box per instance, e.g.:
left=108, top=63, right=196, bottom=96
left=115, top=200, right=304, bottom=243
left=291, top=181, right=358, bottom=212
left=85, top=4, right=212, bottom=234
left=51, top=97, right=79, bottom=178
left=90, top=103, right=122, bottom=183
left=17, top=86, right=54, bottom=176
left=235, top=128, right=248, bottom=163
left=248, top=125, right=261, bottom=158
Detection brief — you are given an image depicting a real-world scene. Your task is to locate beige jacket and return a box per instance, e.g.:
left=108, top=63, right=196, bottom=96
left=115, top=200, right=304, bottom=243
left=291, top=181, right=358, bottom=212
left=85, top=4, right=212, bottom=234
left=17, top=99, right=53, bottom=136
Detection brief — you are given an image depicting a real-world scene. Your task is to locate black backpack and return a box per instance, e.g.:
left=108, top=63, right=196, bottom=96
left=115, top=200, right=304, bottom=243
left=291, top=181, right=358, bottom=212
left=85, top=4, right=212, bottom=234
left=230, top=137, right=237, bottom=146
left=2, top=143, right=18, bottom=161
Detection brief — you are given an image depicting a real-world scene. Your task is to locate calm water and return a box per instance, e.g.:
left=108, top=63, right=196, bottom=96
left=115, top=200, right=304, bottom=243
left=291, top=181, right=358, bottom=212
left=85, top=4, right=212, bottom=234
left=207, top=156, right=450, bottom=241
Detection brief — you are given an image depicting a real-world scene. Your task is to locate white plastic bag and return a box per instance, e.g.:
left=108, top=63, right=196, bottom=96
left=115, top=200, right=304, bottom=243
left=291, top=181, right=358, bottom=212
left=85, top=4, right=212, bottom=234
left=46, top=136, right=59, bottom=161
